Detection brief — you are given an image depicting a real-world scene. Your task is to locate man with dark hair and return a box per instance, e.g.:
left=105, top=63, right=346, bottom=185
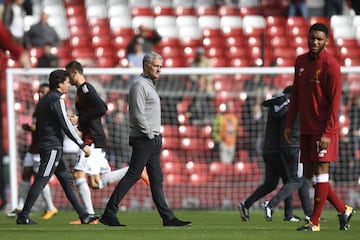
left=16, top=69, right=98, bottom=224
left=285, top=23, right=354, bottom=231
left=100, top=52, right=191, bottom=227
left=238, top=86, right=309, bottom=222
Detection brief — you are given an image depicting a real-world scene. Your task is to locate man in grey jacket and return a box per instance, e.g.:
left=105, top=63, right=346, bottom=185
left=100, top=52, right=191, bottom=227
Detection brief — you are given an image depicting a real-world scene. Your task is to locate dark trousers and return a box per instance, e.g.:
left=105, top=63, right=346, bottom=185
left=244, top=152, right=292, bottom=215
left=103, top=135, right=175, bottom=222
left=20, top=147, right=87, bottom=218
left=268, top=148, right=312, bottom=218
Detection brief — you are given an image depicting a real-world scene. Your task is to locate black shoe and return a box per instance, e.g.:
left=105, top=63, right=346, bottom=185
left=163, top=217, right=192, bottom=227
left=16, top=216, right=37, bottom=224
left=238, top=202, right=249, bottom=221
left=100, top=214, right=126, bottom=226
left=80, top=214, right=101, bottom=224
left=339, top=205, right=355, bottom=230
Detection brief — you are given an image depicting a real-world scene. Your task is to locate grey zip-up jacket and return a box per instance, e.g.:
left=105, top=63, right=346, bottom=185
left=128, top=74, right=161, bottom=139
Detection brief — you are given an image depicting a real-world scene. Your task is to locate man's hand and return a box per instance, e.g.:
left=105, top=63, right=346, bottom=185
left=319, top=136, right=330, bottom=151
left=69, top=115, right=79, bottom=125
left=284, top=128, right=292, bottom=144
left=82, top=145, right=91, bottom=157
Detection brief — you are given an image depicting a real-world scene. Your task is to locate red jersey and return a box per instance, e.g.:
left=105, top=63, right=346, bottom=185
left=286, top=49, right=342, bottom=137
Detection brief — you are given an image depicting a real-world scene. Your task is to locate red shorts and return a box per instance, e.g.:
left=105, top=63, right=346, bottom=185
left=300, top=134, right=339, bottom=163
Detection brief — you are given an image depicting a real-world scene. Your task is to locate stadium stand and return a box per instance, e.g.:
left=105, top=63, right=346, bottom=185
left=3, top=0, right=360, bottom=211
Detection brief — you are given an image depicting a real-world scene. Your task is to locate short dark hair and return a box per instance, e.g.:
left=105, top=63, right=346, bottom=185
left=65, top=60, right=84, bottom=74
left=39, top=82, right=49, bottom=89
left=49, top=69, right=69, bottom=90
left=309, top=23, right=329, bottom=37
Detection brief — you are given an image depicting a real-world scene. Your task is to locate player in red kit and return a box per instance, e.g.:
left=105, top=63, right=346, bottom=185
left=284, top=23, right=355, bottom=231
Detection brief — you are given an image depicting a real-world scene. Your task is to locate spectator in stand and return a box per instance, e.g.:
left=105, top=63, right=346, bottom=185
left=324, top=0, right=344, bottom=18
left=127, top=37, right=145, bottom=84
left=288, top=0, right=309, bottom=18
left=36, top=43, right=59, bottom=68
left=2, top=0, right=26, bottom=45
left=186, top=75, right=215, bottom=126
left=24, top=11, right=60, bottom=48
left=0, top=20, right=31, bottom=210
left=126, top=24, right=162, bottom=55
left=105, top=97, right=132, bottom=167
left=189, top=47, right=213, bottom=94
left=212, top=101, right=238, bottom=164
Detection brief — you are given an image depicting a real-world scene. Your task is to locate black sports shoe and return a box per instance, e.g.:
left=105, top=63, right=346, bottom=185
left=80, top=214, right=101, bottom=224
left=263, top=201, right=273, bottom=221
left=16, top=216, right=37, bottom=224
left=100, top=215, right=126, bottom=226
left=339, top=205, right=355, bottom=230
left=163, top=218, right=192, bottom=226
left=238, top=202, right=249, bottom=221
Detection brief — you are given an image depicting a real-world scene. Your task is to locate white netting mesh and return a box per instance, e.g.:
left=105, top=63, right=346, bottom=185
left=5, top=67, right=360, bottom=211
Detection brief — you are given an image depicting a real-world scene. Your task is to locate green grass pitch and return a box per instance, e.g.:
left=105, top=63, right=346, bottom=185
left=0, top=209, right=358, bottom=240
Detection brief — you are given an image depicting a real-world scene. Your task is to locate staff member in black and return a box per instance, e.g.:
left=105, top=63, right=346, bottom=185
left=16, top=69, right=98, bottom=224
left=100, top=52, right=191, bottom=227
left=239, top=86, right=311, bottom=221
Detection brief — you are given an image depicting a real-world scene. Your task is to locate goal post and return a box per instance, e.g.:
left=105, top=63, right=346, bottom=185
left=5, top=66, right=360, bottom=211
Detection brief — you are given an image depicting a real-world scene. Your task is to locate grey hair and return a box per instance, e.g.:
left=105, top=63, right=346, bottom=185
left=143, top=52, right=162, bottom=66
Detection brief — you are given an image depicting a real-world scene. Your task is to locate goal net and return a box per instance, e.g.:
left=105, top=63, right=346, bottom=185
left=5, top=66, right=360, bottom=212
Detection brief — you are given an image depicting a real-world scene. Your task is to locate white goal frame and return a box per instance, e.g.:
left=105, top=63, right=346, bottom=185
left=6, top=66, right=360, bottom=210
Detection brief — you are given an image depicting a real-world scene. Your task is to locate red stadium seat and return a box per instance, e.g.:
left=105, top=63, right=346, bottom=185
left=153, top=6, right=174, bottom=16
left=308, top=16, right=330, bottom=29
left=160, top=149, right=182, bottom=162
left=225, top=36, right=245, bottom=48
left=206, top=47, right=225, bottom=58
left=188, top=173, right=209, bottom=185
left=210, top=57, right=228, bottom=67
left=162, top=136, right=181, bottom=150
left=196, top=5, right=217, bottom=16
left=66, top=5, right=86, bottom=17
left=287, top=16, right=307, bottom=27
left=180, top=137, right=214, bottom=151
left=131, top=7, right=154, bottom=16
left=268, top=36, right=289, bottom=48
left=265, top=16, right=286, bottom=27
left=161, top=125, right=179, bottom=138
left=174, top=6, right=195, bottom=16
left=163, top=58, right=184, bottom=67
left=161, top=46, right=182, bottom=58
left=218, top=5, right=240, bottom=16
left=91, top=36, right=112, bottom=48
left=162, top=160, right=185, bottom=175
left=266, top=25, right=287, bottom=38
left=185, top=161, right=209, bottom=175
left=178, top=125, right=201, bottom=138
left=71, top=47, right=95, bottom=59
left=227, top=46, right=249, bottom=59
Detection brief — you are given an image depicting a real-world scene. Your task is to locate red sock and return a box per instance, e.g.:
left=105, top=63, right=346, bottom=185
left=327, top=185, right=346, bottom=213
left=310, top=182, right=329, bottom=225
